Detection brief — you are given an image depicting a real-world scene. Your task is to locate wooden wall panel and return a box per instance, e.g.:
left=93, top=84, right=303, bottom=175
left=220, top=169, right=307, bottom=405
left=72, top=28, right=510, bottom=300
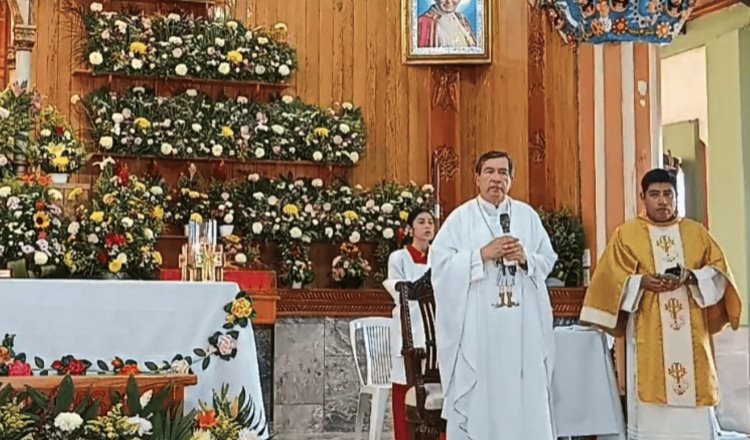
left=31, top=0, right=579, bottom=212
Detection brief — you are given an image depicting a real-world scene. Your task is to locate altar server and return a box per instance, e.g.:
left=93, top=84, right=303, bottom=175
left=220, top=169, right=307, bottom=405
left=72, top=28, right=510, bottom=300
left=430, top=150, right=558, bottom=440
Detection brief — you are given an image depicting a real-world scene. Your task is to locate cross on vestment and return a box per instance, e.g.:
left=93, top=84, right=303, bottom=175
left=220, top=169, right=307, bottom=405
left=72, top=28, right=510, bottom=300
left=664, top=297, right=685, bottom=330
left=667, top=362, right=689, bottom=396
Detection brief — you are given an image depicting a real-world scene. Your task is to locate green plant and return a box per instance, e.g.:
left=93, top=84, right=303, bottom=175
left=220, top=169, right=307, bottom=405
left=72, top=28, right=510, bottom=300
left=537, top=208, right=586, bottom=287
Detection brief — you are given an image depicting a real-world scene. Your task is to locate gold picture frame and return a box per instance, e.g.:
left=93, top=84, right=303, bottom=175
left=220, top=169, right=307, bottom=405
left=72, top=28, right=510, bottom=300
left=402, top=0, right=491, bottom=65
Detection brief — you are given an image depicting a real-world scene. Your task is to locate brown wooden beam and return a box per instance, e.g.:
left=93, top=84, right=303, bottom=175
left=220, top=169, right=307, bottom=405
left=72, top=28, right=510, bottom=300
left=690, top=0, right=741, bottom=20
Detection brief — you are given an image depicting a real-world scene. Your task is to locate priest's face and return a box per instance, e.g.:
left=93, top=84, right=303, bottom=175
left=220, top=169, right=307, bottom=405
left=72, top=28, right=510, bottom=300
left=411, top=212, right=435, bottom=242
left=476, top=157, right=512, bottom=205
left=641, top=182, right=676, bottom=222
left=436, top=0, right=461, bottom=13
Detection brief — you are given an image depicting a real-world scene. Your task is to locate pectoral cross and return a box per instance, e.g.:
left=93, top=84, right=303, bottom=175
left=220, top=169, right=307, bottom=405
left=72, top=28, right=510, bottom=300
left=667, top=362, right=689, bottom=396
left=664, top=298, right=684, bottom=330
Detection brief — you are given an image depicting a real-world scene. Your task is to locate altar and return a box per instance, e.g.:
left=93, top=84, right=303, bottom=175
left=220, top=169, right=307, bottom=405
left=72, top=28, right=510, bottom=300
left=0, top=279, right=269, bottom=439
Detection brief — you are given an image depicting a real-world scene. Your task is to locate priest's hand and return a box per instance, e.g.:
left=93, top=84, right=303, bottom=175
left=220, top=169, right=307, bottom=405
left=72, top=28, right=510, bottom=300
left=641, top=274, right=674, bottom=293
left=503, top=241, right=527, bottom=266
left=480, top=236, right=518, bottom=262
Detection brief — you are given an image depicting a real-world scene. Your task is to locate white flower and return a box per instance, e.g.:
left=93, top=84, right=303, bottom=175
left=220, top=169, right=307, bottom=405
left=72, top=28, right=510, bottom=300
left=87, top=234, right=99, bottom=244
left=160, top=143, right=173, bottom=155
left=34, top=252, right=48, bottom=266
left=0, top=108, right=8, bottom=120
left=175, top=64, right=188, bottom=76
left=282, top=95, right=294, bottom=104
left=279, top=65, right=291, bottom=76
left=267, top=196, right=278, bottom=206
left=226, top=20, right=238, bottom=30
left=325, top=227, right=334, bottom=238
left=349, top=152, right=360, bottom=163
left=40, top=128, right=51, bottom=137
left=191, top=123, right=202, bottom=132
left=342, top=102, right=354, bottom=110
left=252, top=192, right=264, bottom=200
left=217, top=334, right=237, bottom=355
left=245, top=30, right=253, bottom=40
left=255, top=65, right=266, bottom=75
left=138, top=390, right=153, bottom=408
left=218, top=62, right=231, bottom=75
left=215, top=37, right=225, bottom=47
left=381, top=203, right=394, bottom=214
left=167, top=13, right=180, bottom=21
left=117, top=253, right=128, bottom=263
left=47, top=189, right=63, bottom=201
left=290, top=227, right=302, bottom=239
left=186, top=89, right=198, bottom=97
left=169, top=36, right=183, bottom=45
left=339, top=123, right=351, bottom=134
left=333, top=135, right=343, bottom=145
left=252, top=222, right=263, bottom=234
left=0, top=186, right=11, bottom=197
left=168, top=359, right=190, bottom=375
left=112, top=113, right=124, bottom=124
left=312, top=151, right=323, bottom=162
left=271, top=125, right=285, bottom=135
left=383, top=228, right=394, bottom=239
left=133, top=87, right=145, bottom=94
left=349, top=231, right=361, bottom=243
left=422, top=184, right=434, bottom=192
left=257, top=37, right=269, bottom=45
left=248, top=173, right=260, bottom=182
left=128, top=416, right=153, bottom=436
left=144, top=228, right=154, bottom=240
left=70, top=94, right=81, bottom=105
left=401, top=191, right=413, bottom=198
left=0, top=155, right=7, bottom=167
left=150, top=186, right=163, bottom=196
left=235, top=253, right=248, bottom=264
left=99, top=136, right=114, bottom=149
left=238, top=428, right=257, bottom=440
left=191, top=430, right=213, bottom=440
left=212, top=145, right=223, bottom=157
left=254, top=147, right=265, bottom=158
left=54, top=412, right=83, bottom=432
left=131, top=59, right=143, bottom=70
left=88, top=51, right=104, bottom=66
left=311, top=178, right=323, bottom=188
left=223, top=214, right=234, bottom=224
left=90, top=2, right=103, bottom=12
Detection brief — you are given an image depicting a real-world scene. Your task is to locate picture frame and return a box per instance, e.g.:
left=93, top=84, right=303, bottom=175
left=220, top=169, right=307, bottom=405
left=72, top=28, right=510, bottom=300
left=0, top=269, right=11, bottom=278
left=402, top=0, right=491, bottom=65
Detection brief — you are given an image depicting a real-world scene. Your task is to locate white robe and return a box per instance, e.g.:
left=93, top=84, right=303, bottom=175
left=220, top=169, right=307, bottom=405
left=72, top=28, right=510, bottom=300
left=429, top=196, right=557, bottom=440
left=384, top=248, right=431, bottom=385
left=619, top=222, right=729, bottom=440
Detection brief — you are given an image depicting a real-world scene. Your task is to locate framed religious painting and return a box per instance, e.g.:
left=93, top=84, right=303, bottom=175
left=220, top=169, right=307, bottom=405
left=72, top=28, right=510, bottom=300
left=402, top=0, right=491, bottom=65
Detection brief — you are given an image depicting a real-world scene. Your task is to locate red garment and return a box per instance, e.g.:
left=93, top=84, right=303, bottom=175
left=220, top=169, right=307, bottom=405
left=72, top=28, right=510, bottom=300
left=406, top=244, right=428, bottom=265
left=392, top=383, right=410, bottom=440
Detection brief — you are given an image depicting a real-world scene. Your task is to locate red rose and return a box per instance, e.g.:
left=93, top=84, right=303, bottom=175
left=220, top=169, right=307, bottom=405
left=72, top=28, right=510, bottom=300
left=105, top=234, right=126, bottom=248
left=51, top=360, right=63, bottom=371
left=8, top=360, right=32, bottom=376
left=97, top=251, right=109, bottom=265
left=117, top=164, right=130, bottom=186
left=66, top=359, right=87, bottom=375
left=54, top=126, right=65, bottom=136
left=119, top=364, right=140, bottom=376
left=111, top=358, right=124, bottom=370
left=35, top=200, right=46, bottom=211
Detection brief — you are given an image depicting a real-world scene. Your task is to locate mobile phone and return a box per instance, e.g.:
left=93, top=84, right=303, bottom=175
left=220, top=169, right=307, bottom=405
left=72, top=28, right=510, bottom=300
left=662, top=265, right=683, bottom=281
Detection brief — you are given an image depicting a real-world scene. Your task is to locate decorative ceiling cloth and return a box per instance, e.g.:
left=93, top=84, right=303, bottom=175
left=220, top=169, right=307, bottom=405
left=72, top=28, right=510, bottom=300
left=538, top=0, right=696, bottom=45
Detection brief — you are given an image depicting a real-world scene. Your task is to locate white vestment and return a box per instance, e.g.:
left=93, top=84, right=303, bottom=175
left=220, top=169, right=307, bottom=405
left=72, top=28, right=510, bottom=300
left=435, top=13, right=476, bottom=47
left=384, top=247, right=430, bottom=385
left=619, top=222, right=728, bottom=440
left=430, top=196, right=557, bottom=440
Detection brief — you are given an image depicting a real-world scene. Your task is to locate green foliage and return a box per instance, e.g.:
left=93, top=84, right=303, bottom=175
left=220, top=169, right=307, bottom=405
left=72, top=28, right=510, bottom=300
left=538, top=208, right=586, bottom=287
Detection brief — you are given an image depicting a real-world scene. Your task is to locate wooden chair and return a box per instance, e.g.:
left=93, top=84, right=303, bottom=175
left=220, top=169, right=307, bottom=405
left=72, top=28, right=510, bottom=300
left=396, top=269, right=446, bottom=440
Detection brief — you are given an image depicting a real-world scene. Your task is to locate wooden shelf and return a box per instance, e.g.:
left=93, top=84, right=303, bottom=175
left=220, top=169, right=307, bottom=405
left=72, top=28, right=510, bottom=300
left=277, top=288, right=395, bottom=318
left=103, top=0, right=215, bottom=5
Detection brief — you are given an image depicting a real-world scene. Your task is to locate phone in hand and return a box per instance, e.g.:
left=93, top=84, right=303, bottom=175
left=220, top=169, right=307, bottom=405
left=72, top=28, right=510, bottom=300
left=661, top=265, right=683, bottom=282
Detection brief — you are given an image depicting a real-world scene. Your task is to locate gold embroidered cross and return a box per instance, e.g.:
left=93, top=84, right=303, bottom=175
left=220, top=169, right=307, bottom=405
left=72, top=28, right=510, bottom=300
left=668, top=362, right=689, bottom=395
left=664, top=298, right=684, bottom=330
left=655, top=235, right=677, bottom=263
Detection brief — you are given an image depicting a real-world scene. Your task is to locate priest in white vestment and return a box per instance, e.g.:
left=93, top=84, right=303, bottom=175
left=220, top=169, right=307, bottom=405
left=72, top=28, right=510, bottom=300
left=581, top=169, right=743, bottom=440
left=429, top=151, right=558, bottom=440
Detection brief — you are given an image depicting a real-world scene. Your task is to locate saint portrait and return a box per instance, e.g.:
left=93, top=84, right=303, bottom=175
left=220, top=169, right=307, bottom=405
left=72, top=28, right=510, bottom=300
left=403, top=0, right=490, bottom=64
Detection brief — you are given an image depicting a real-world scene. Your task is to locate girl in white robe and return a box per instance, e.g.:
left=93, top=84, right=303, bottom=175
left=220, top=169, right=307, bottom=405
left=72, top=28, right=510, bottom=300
left=384, top=209, right=435, bottom=440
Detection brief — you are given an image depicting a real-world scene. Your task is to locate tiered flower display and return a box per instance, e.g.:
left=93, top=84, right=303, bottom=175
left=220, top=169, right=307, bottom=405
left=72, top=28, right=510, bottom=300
left=331, top=243, right=372, bottom=288
left=30, top=106, right=87, bottom=179
left=0, top=173, right=67, bottom=277
left=0, top=82, right=43, bottom=178
left=170, top=165, right=211, bottom=228
left=81, top=4, right=297, bottom=84
left=65, top=159, right=164, bottom=279
left=82, top=87, right=367, bottom=165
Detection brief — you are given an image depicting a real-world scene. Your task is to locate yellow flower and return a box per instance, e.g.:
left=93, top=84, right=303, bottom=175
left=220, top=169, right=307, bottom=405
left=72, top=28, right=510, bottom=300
left=153, top=251, right=163, bottom=265
left=231, top=298, right=254, bottom=319
left=103, top=193, right=116, bottom=205
left=90, top=211, right=104, bottom=223
left=68, top=187, right=83, bottom=201
left=134, top=117, right=151, bottom=130
left=274, top=22, right=288, bottom=32
left=226, top=314, right=236, bottom=325
left=51, top=156, right=70, bottom=171
left=226, top=234, right=241, bottom=244
left=152, top=206, right=165, bottom=220
left=47, top=143, right=66, bottom=157
left=190, top=213, right=203, bottom=223
left=33, top=212, right=51, bottom=229
left=129, top=41, right=147, bottom=55
left=188, top=191, right=200, bottom=199
left=314, top=127, right=330, bottom=137
left=227, top=50, right=243, bottom=64
left=343, top=210, right=358, bottom=221
left=134, top=181, right=146, bottom=192
left=399, top=210, right=408, bottom=221
left=126, top=233, right=134, bottom=243
left=282, top=204, right=299, bottom=217
left=221, top=126, right=234, bottom=138
left=64, top=251, right=74, bottom=268
left=109, top=259, right=122, bottom=273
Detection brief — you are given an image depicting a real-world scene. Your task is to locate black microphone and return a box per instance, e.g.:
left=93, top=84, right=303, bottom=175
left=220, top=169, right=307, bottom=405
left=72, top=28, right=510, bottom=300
left=499, top=213, right=517, bottom=275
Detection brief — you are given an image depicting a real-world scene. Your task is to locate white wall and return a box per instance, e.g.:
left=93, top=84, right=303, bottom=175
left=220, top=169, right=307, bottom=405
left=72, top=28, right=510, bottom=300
left=661, top=47, right=709, bottom=144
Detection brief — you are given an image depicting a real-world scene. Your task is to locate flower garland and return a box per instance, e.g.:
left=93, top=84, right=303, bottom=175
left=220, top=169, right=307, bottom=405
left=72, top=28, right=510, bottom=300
left=80, top=3, right=297, bottom=84
left=30, top=106, right=87, bottom=175
left=82, top=87, right=366, bottom=165
left=0, top=173, right=67, bottom=278
left=0, top=82, right=42, bottom=178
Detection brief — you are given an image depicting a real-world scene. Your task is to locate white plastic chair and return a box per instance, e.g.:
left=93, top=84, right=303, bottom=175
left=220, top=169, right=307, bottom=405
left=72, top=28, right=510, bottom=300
left=350, top=317, right=393, bottom=440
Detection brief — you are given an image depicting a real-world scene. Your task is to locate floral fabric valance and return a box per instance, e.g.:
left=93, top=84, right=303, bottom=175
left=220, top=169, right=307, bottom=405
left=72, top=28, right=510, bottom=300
left=539, top=0, right=696, bottom=45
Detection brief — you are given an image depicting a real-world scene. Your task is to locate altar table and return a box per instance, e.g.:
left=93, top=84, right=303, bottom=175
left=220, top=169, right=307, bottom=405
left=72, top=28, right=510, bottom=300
left=0, top=279, right=269, bottom=439
left=552, top=326, right=626, bottom=439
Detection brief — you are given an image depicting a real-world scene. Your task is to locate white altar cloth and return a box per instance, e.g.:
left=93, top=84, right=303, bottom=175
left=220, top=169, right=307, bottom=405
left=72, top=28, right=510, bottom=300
left=552, top=325, right=626, bottom=440
left=0, top=279, right=268, bottom=439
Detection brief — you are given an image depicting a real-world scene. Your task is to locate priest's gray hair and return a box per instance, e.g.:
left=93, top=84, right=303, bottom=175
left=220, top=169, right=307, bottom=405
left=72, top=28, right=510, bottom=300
left=474, top=150, right=514, bottom=177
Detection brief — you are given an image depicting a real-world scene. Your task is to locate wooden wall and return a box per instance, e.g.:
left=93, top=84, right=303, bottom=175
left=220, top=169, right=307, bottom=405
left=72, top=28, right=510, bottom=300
left=31, top=0, right=580, bottom=213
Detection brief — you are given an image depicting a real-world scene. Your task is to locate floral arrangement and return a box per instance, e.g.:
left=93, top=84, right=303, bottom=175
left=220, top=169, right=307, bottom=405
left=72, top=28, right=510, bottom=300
left=208, top=179, right=236, bottom=233
left=222, top=235, right=261, bottom=269
left=171, top=166, right=211, bottom=227
left=65, top=159, right=164, bottom=279
left=82, top=87, right=367, bottom=165
left=0, top=82, right=42, bottom=178
left=30, top=106, right=87, bottom=176
left=0, top=173, right=67, bottom=278
left=538, top=207, right=586, bottom=287
left=80, top=3, right=297, bottom=84
left=331, top=243, right=372, bottom=288
left=0, top=334, right=32, bottom=377
left=192, top=384, right=263, bottom=440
